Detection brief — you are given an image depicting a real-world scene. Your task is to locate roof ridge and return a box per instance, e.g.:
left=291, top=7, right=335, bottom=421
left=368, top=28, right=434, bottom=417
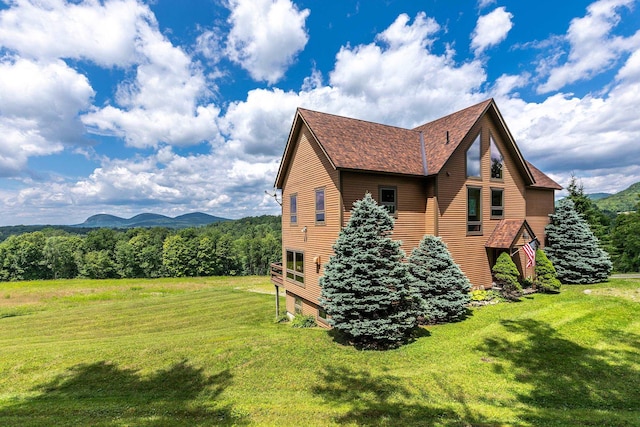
left=297, top=107, right=419, bottom=134
left=412, top=98, right=493, bottom=130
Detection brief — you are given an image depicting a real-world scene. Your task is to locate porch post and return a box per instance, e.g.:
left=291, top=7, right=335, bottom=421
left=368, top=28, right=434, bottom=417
left=274, top=284, right=280, bottom=318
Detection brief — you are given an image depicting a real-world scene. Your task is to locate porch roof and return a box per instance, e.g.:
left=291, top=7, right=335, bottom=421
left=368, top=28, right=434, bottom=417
left=485, top=219, right=534, bottom=249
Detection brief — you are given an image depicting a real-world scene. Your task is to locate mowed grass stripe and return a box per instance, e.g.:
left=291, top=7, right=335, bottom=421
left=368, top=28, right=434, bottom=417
left=0, top=276, right=638, bottom=426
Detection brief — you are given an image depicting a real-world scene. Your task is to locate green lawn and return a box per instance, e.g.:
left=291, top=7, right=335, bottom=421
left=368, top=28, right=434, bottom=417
left=1, top=276, right=639, bottom=426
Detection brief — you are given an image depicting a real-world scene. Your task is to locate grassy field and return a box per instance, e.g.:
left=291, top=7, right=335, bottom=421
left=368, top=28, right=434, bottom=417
left=0, top=276, right=639, bottom=426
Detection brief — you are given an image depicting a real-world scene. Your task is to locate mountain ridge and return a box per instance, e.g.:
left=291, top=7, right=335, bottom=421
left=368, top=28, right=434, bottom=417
left=73, top=212, right=229, bottom=229
left=591, top=182, right=640, bottom=213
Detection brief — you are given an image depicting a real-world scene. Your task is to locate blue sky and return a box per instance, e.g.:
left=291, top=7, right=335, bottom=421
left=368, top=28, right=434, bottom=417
left=0, top=0, right=639, bottom=225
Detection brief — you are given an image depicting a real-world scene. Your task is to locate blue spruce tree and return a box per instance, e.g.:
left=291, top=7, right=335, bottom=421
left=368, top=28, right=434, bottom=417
left=545, top=198, right=612, bottom=284
left=408, top=235, right=471, bottom=323
left=319, top=193, right=425, bottom=349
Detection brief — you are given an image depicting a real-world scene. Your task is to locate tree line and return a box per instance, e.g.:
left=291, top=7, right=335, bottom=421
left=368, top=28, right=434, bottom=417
left=0, top=216, right=281, bottom=282
left=566, top=176, right=640, bottom=273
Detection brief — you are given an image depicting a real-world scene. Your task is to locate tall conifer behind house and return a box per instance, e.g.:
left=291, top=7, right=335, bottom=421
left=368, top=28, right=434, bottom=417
left=545, top=198, right=612, bottom=284
left=408, top=235, right=471, bottom=324
left=319, top=193, right=425, bottom=349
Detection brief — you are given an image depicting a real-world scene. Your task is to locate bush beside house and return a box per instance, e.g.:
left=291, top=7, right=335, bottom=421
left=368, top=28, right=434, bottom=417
left=408, top=235, right=471, bottom=324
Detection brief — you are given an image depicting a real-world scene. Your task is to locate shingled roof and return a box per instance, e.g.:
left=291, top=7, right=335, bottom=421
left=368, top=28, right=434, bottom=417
left=526, top=161, right=562, bottom=190
left=275, top=99, right=559, bottom=190
left=485, top=219, right=534, bottom=249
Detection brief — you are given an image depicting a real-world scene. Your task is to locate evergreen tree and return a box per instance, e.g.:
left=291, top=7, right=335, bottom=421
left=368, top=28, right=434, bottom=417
left=545, top=198, right=612, bottom=284
left=534, top=249, right=561, bottom=293
left=566, top=175, right=613, bottom=254
left=408, top=235, right=471, bottom=324
left=492, top=252, right=522, bottom=299
left=319, top=193, right=425, bottom=349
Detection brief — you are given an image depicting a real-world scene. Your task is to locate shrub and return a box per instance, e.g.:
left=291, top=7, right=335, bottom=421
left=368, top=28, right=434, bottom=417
left=408, top=235, right=471, bottom=324
left=290, top=314, right=317, bottom=328
left=492, top=252, right=522, bottom=299
left=534, top=249, right=561, bottom=293
left=471, top=289, right=487, bottom=301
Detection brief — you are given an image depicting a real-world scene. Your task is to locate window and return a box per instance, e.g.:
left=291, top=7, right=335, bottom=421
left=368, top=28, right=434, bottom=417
left=466, top=134, right=481, bottom=178
left=294, top=297, right=303, bottom=315
left=491, top=188, right=504, bottom=218
left=467, top=187, right=482, bottom=234
left=318, top=307, right=327, bottom=322
left=315, top=188, right=325, bottom=224
left=490, top=136, right=504, bottom=180
left=379, top=187, right=397, bottom=214
left=290, top=194, right=297, bottom=224
left=286, top=250, right=304, bottom=285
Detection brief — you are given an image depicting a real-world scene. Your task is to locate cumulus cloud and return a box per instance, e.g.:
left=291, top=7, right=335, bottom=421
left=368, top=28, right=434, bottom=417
left=471, top=7, right=514, bottom=55
left=0, top=146, right=280, bottom=224
left=224, top=0, right=310, bottom=84
left=0, top=0, right=150, bottom=67
left=0, top=57, right=94, bottom=174
left=328, top=12, right=486, bottom=126
left=0, top=0, right=223, bottom=155
left=537, top=0, right=639, bottom=93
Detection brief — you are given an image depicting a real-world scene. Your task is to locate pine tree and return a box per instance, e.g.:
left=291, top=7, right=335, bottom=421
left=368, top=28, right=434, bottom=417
left=566, top=174, right=613, bottom=254
left=492, top=252, right=522, bottom=299
left=534, top=249, right=561, bottom=293
left=545, top=198, right=612, bottom=284
left=408, top=235, right=471, bottom=324
left=319, top=193, right=425, bottom=349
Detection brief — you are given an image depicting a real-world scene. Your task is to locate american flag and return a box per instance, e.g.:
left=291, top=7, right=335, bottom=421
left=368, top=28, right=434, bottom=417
left=523, top=241, right=536, bottom=268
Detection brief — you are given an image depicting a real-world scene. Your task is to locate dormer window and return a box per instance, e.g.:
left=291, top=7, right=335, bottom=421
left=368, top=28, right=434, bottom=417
left=466, top=134, right=481, bottom=178
left=490, top=136, right=504, bottom=180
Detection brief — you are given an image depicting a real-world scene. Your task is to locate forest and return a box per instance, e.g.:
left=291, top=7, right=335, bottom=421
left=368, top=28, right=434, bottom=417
left=0, top=216, right=281, bottom=281
left=1, top=179, right=639, bottom=283
left=566, top=177, right=640, bottom=273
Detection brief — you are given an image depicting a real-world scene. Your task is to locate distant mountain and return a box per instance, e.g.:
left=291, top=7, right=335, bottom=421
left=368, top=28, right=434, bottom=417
left=592, top=182, right=640, bottom=213
left=587, top=192, right=612, bottom=201
left=73, top=212, right=229, bottom=229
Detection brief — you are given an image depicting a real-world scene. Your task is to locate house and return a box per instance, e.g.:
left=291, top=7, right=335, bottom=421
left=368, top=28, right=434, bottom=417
left=270, top=98, right=561, bottom=323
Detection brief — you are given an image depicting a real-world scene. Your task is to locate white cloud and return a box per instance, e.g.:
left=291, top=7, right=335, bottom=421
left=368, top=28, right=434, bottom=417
left=537, top=0, right=639, bottom=93
left=81, top=6, right=223, bottom=148
left=0, top=146, right=280, bottom=224
left=328, top=12, right=486, bottom=126
left=224, top=0, right=310, bottom=84
left=0, top=0, right=224, bottom=153
left=0, top=0, right=150, bottom=67
left=471, top=7, right=514, bottom=55
left=478, top=0, right=497, bottom=9
left=0, top=57, right=94, bottom=174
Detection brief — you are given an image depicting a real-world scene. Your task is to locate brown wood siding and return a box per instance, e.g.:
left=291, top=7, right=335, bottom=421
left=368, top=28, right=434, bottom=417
left=281, top=126, right=341, bottom=307
left=526, top=188, right=555, bottom=248
left=436, top=115, right=528, bottom=288
left=425, top=180, right=437, bottom=235
left=340, top=171, right=427, bottom=256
